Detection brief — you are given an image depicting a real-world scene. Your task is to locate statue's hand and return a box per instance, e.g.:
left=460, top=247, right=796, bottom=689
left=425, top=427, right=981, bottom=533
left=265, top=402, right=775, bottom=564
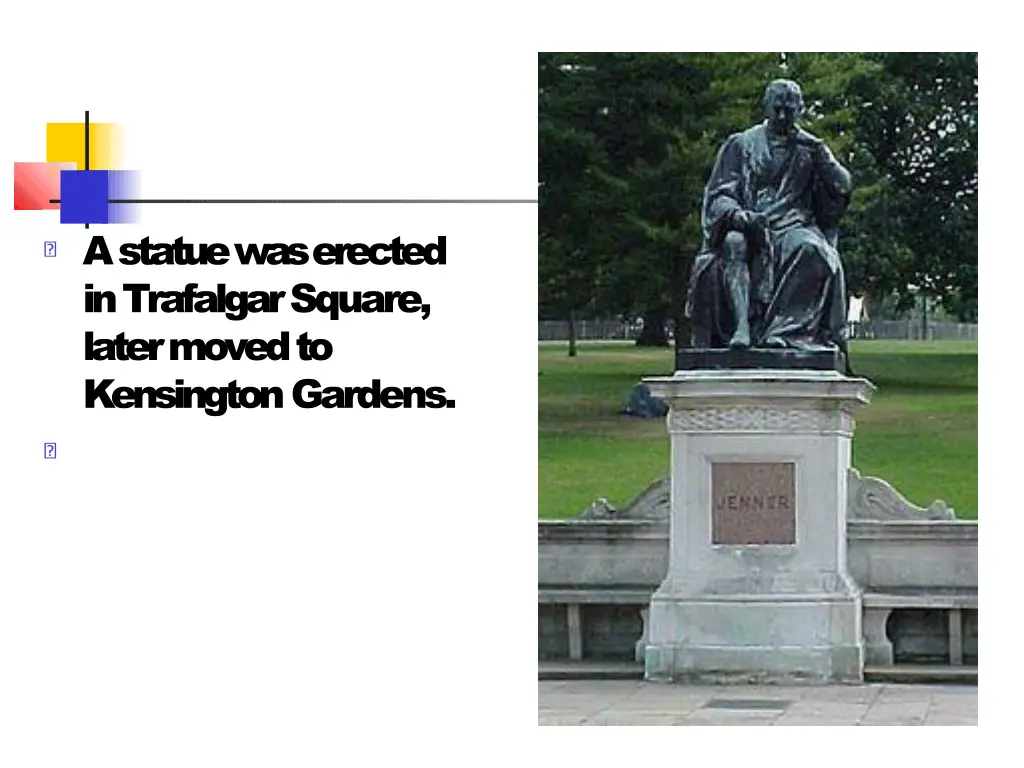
left=731, top=209, right=767, bottom=234
left=793, top=127, right=823, bottom=147
left=794, top=128, right=829, bottom=162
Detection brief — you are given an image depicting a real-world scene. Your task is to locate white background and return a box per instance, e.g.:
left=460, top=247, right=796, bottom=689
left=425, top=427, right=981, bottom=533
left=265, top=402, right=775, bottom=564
left=0, top=1, right=1000, bottom=762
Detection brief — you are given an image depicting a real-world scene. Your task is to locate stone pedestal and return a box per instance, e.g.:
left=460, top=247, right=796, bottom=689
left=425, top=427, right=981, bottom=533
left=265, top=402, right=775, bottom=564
left=642, top=369, right=874, bottom=683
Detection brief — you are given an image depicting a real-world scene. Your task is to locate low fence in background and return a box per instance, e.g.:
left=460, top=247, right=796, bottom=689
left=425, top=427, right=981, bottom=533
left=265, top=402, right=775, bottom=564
left=850, top=320, right=978, bottom=341
left=539, top=320, right=978, bottom=342
left=539, top=320, right=640, bottom=341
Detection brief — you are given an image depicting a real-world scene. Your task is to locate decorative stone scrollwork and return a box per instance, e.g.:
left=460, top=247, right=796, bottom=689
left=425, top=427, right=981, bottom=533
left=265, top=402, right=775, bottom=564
left=577, top=469, right=956, bottom=523
left=575, top=477, right=670, bottom=521
left=622, top=477, right=670, bottom=520
left=847, top=467, right=956, bottom=521
left=576, top=498, right=617, bottom=520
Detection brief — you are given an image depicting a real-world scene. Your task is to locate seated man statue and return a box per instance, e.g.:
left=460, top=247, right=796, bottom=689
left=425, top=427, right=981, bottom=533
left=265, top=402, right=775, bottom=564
left=685, top=79, right=853, bottom=354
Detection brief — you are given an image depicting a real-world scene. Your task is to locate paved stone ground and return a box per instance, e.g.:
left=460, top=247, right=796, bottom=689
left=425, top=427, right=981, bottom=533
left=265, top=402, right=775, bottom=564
left=539, top=680, right=977, bottom=725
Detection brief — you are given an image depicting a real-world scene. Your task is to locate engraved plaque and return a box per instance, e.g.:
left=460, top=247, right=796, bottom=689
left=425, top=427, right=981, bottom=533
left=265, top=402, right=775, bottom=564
left=711, top=462, right=795, bottom=545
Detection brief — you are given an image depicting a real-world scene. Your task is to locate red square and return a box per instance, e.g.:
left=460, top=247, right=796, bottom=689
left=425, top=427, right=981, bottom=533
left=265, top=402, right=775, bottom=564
left=14, top=161, right=75, bottom=210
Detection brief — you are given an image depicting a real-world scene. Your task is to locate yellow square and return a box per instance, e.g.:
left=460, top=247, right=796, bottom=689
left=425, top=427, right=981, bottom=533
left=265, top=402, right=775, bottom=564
left=46, top=122, right=122, bottom=170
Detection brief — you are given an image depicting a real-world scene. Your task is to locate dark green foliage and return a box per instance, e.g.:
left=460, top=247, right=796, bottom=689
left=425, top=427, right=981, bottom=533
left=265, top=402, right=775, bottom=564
left=842, top=53, right=978, bottom=320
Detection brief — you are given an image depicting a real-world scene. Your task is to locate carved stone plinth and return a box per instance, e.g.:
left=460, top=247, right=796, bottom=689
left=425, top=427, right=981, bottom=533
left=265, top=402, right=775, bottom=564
left=642, top=369, right=874, bottom=683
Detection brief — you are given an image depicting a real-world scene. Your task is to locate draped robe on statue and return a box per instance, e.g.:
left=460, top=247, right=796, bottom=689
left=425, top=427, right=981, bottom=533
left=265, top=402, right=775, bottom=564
left=685, top=122, right=852, bottom=349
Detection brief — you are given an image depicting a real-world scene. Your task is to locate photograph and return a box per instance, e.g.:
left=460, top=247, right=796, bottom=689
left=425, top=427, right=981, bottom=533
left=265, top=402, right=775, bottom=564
left=538, top=52, right=978, bottom=726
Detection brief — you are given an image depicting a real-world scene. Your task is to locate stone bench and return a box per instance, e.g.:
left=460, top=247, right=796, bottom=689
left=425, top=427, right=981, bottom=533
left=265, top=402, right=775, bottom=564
left=539, top=473, right=977, bottom=674
left=862, top=589, right=978, bottom=667
left=538, top=588, right=653, bottom=662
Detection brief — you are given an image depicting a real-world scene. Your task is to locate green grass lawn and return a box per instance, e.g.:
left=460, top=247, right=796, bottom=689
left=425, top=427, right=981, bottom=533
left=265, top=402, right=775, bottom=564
left=538, top=340, right=977, bottom=520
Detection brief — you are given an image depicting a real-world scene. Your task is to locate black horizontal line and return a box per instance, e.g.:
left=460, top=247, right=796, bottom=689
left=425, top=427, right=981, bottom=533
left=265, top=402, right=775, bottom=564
left=50, top=198, right=537, bottom=204
left=117, top=199, right=540, bottom=204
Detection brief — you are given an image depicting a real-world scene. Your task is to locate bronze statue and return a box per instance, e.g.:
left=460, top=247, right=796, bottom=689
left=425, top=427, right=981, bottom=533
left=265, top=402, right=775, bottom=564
left=685, top=79, right=852, bottom=353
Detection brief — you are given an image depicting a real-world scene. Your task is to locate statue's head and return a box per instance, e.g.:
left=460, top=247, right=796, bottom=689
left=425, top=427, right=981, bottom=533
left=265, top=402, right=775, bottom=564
left=763, top=79, right=803, bottom=135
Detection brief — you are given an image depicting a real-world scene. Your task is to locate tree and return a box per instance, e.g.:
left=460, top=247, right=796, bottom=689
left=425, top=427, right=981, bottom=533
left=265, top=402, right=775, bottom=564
left=539, top=54, right=617, bottom=354
left=842, top=53, right=978, bottom=321
left=540, top=53, right=786, bottom=348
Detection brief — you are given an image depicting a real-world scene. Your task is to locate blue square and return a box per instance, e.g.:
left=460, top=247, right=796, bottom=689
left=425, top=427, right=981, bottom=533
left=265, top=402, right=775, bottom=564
left=60, top=170, right=109, bottom=224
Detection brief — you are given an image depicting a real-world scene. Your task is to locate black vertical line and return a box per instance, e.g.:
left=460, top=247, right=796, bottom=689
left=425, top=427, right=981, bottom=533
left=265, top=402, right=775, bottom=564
left=84, top=110, right=90, bottom=228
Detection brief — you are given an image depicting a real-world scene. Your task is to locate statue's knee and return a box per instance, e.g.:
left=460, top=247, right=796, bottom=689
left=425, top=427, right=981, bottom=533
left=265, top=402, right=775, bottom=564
left=722, top=231, right=747, bottom=262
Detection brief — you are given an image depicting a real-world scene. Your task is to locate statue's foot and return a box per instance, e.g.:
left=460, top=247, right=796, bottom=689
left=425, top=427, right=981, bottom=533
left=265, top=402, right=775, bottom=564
left=762, top=336, right=787, bottom=348
left=728, top=328, right=751, bottom=349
